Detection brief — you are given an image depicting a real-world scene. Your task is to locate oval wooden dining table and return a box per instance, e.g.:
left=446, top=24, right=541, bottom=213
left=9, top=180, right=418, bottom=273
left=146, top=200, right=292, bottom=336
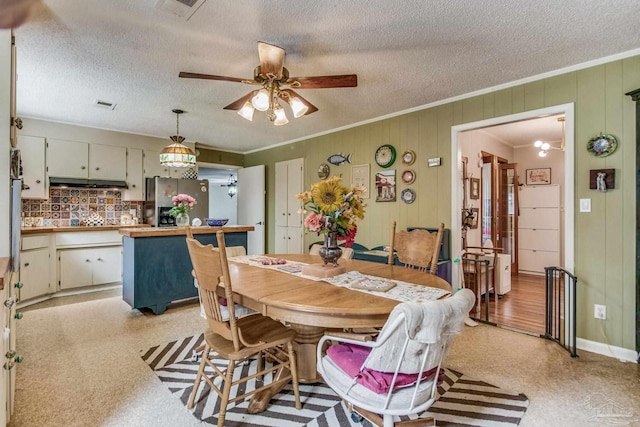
left=225, top=254, right=452, bottom=413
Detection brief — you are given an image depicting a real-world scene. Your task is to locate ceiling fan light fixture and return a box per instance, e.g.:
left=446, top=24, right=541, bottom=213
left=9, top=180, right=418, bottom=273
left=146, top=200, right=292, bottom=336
left=289, top=96, right=308, bottom=118
left=237, top=101, right=255, bottom=121
left=160, top=109, right=196, bottom=168
left=533, top=140, right=543, bottom=148
left=538, top=150, right=548, bottom=158
left=273, top=106, right=288, bottom=126
left=540, top=142, right=550, bottom=151
left=252, top=89, right=270, bottom=111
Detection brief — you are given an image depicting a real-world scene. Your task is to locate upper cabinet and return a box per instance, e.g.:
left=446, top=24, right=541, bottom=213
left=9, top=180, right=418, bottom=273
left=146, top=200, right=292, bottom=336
left=46, top=139, right=126, bottom=181
left=123, top=148, right=144, bottom=201
left=89, top=144, right=127, bottom=180
left=46, top=139, right=89, bottom=179
left=17, top=135, right=47, bottom=199
left=143, top=150, right=170, bottom=178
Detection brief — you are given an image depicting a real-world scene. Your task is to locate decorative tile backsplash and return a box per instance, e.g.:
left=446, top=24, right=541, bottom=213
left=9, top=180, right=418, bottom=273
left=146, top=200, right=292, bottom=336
left=22, top=188, right=144, bottom=227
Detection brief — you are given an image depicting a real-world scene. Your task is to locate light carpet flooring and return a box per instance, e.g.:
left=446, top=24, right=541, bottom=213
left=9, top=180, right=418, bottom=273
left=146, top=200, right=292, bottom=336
left=10, top=290, right=640, bottom=427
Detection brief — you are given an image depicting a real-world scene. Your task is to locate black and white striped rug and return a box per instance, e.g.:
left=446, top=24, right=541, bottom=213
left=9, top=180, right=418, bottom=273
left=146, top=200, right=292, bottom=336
left=141, top=334, right=529, bottom=426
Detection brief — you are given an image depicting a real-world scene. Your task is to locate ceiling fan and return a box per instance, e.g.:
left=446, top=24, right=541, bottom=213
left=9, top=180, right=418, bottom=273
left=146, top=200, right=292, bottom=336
left=179, top=41, right=357, bottom=125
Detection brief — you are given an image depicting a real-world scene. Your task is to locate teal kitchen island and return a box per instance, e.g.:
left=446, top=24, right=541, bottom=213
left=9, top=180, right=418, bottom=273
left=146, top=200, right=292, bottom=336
left=119, top=226, right=254, bottom=314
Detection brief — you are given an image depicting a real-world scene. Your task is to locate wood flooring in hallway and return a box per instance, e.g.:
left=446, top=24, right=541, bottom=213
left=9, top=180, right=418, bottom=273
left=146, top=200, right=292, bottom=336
left=473, top=273, right=546, bottom=335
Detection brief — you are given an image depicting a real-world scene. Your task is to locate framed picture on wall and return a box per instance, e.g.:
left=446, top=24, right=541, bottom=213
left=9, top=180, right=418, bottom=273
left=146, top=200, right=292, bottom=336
left=462, top=207, right=479, bottom=229
left=351, top=164, right=370, bottom=198
left=375, top=170, right=396, bottom=202
left=526, top=168, right=551, bottom=185
left=470, top=178, right=480, bottom=199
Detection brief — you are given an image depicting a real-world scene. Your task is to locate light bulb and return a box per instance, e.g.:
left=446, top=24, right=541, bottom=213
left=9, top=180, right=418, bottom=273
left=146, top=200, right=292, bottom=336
left=289, top=96, right=309, bottom=118
left=273, top=107, right=289, bottom=126
left=534, top=140, right=543, bottom=148
left=538, top=150, right=547, bottom=157
left=251, top=89, right=269, bottom=111
left=541, top=142, right=550, bottom=151
left=237, top=101, right=254, bottom=121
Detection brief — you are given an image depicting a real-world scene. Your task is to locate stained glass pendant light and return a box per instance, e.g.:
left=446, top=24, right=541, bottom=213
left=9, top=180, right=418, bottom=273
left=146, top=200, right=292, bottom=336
left=160, top=109, right=196, bottom=168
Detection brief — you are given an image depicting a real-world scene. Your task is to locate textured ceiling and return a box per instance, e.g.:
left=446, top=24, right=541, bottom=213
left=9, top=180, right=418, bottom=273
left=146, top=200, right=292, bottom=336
left=14, top=0, right=640, bottom=153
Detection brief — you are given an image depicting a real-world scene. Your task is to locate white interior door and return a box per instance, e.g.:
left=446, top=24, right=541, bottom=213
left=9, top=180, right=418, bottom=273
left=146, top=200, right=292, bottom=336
left=238, top=165, right=265, bottom=255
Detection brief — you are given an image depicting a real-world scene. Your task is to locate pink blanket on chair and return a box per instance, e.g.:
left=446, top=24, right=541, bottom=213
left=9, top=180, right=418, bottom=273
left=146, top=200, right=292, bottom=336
left=326, top=343, right=442, bottom=394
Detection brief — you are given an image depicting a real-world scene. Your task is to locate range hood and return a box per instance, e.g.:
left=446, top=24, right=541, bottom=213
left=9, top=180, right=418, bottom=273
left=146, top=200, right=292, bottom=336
left=49, top=177, right=129, bottom=189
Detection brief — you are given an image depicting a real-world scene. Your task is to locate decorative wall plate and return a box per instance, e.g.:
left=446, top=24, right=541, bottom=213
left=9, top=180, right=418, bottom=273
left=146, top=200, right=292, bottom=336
left=401, top=150, right=416, bottom=165
left=401, top=188, right=416, bottom=204
left=401, top=169, right=416, bottom=185
left=318, top=163, right=330, bottom=179
left=587, top=133, right=618, bottom=158
left=375, top=144, right=396, bottom=168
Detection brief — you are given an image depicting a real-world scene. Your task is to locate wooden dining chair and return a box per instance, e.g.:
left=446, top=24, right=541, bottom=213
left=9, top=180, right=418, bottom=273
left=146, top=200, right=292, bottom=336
left=388, top=222, right=444, bottom=275
left=185, top=230, right=301, bottom=426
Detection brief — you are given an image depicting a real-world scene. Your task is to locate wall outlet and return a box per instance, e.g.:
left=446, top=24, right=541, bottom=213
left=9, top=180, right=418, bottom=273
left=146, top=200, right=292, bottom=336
left=594, top=304, right=606, bottom=320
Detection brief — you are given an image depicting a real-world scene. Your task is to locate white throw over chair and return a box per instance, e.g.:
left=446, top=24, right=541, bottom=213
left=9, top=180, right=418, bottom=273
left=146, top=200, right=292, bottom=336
left=317, top=289, right=475, bottom=427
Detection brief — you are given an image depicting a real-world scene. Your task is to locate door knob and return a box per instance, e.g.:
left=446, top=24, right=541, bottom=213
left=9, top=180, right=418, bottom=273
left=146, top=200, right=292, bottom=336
left=255, top=221, right=263, bottom=225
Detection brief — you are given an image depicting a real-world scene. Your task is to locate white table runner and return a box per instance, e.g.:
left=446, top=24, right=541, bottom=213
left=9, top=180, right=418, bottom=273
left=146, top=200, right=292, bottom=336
left=229, top=256, right=450, bottom=303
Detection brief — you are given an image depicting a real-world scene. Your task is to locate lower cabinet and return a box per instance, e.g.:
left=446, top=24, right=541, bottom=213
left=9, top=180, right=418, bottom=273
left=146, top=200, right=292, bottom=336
left=19, top=248, right=51, bottom=300
left=59, top=246, right=122, bottom=289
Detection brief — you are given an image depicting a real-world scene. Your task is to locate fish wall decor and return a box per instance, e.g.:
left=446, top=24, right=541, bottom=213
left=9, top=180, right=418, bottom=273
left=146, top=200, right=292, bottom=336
left=327, top=153, right=352, bottom=166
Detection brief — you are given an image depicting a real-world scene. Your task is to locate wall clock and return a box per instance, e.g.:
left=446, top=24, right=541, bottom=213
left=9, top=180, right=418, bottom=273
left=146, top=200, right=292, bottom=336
left=401, top=150, right=415, bottom=166
left=317, top=163, right=330, bottom=179
left=375, top=144, right=396, bottom=168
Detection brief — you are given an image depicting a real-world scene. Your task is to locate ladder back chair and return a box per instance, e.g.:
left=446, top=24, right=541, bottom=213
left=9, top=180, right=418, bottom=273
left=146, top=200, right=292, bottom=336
left=388, top=222, right=444, bottom=275
left=462, top=241, right=502, bottom=313
left=185, top=230, right=301, bottom=427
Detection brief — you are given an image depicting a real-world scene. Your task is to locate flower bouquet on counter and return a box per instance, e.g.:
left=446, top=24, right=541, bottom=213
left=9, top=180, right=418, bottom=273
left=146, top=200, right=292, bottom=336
left=168, top=193, right=196, bottom=217
left=295, top=176, right=367, bottom=248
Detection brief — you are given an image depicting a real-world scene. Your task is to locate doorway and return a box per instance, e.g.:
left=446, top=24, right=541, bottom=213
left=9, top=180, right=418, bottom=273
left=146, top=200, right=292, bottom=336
left=451, top=104, right=575, bottom=334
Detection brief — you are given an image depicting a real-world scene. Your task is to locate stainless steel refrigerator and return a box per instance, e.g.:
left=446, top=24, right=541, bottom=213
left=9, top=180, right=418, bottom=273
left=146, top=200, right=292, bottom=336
left=144, top=177, right=209, bottom=227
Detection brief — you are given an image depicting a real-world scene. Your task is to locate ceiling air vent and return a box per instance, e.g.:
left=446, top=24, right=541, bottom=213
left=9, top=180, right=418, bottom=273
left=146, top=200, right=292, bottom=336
left=93, top=99, right=116, bottom=110
left=155, top=0, right=207, bottom=21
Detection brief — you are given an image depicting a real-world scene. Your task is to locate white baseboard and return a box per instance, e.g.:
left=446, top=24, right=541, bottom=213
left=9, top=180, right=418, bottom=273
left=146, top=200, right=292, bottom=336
left=577, top=337, right=638, bottom=363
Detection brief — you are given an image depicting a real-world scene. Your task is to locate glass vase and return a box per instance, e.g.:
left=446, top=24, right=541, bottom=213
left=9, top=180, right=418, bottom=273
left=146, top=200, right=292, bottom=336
left=319, top=231, right=342, bottom=267
left=175, top=213, right=189, bottom=228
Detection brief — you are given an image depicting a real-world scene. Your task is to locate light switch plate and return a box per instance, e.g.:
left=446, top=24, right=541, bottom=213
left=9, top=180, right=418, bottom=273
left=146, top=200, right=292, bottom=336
left=580, top=198, right=591, bottom=213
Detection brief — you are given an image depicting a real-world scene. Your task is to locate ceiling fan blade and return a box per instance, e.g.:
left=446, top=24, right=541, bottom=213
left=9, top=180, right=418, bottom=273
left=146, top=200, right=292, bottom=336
left=179, top=72, right=249, bottom=84
left=258, top=41, right=285, bottom=79
left=279, top=89, right=318, bottom=116
left=223, top=91, right=257, bottom=110
left=286, top=74, right=357, bottom=89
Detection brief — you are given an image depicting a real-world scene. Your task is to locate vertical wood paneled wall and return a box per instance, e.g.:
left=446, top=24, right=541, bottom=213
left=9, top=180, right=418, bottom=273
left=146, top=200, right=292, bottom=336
left=246, top=55, right=640, bottom=350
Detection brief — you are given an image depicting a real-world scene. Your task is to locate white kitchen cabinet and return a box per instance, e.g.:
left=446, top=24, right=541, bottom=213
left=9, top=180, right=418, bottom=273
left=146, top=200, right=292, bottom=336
left=19, top=235, right=51, bottom=301
left=59, top=246, right=122, bottom=289
left=275, top=158, right=304, bottom=253
left=17, top=135, right=47, bottom=199
left=275, top=226, right=303, bottom=254
left=123, top=148, right=144, bottom=201
left=143, top=149, right=170, bottom=178
left=89, top=143, right=127, bottom=180
left=47, top=139, right=127, bottom=181
left=47, top=139, right=89, bottom=179
left=518, top=185, right=560, bottom=274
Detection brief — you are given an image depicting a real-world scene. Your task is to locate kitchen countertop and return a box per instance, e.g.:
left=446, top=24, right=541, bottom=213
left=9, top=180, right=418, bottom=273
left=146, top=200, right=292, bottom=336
left=119, top=225, right=255, bottom=238
left=21, top=224, right=148, bottom=235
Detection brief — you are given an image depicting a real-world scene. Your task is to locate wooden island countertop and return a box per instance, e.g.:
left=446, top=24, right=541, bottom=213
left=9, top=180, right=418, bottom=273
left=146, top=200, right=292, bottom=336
left=118, top=225, right=254, bottom=238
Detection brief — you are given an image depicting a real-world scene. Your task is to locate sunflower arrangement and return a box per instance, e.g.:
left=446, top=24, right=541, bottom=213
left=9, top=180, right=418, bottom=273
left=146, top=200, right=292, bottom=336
left=295, top=176, right=367, bottom=247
